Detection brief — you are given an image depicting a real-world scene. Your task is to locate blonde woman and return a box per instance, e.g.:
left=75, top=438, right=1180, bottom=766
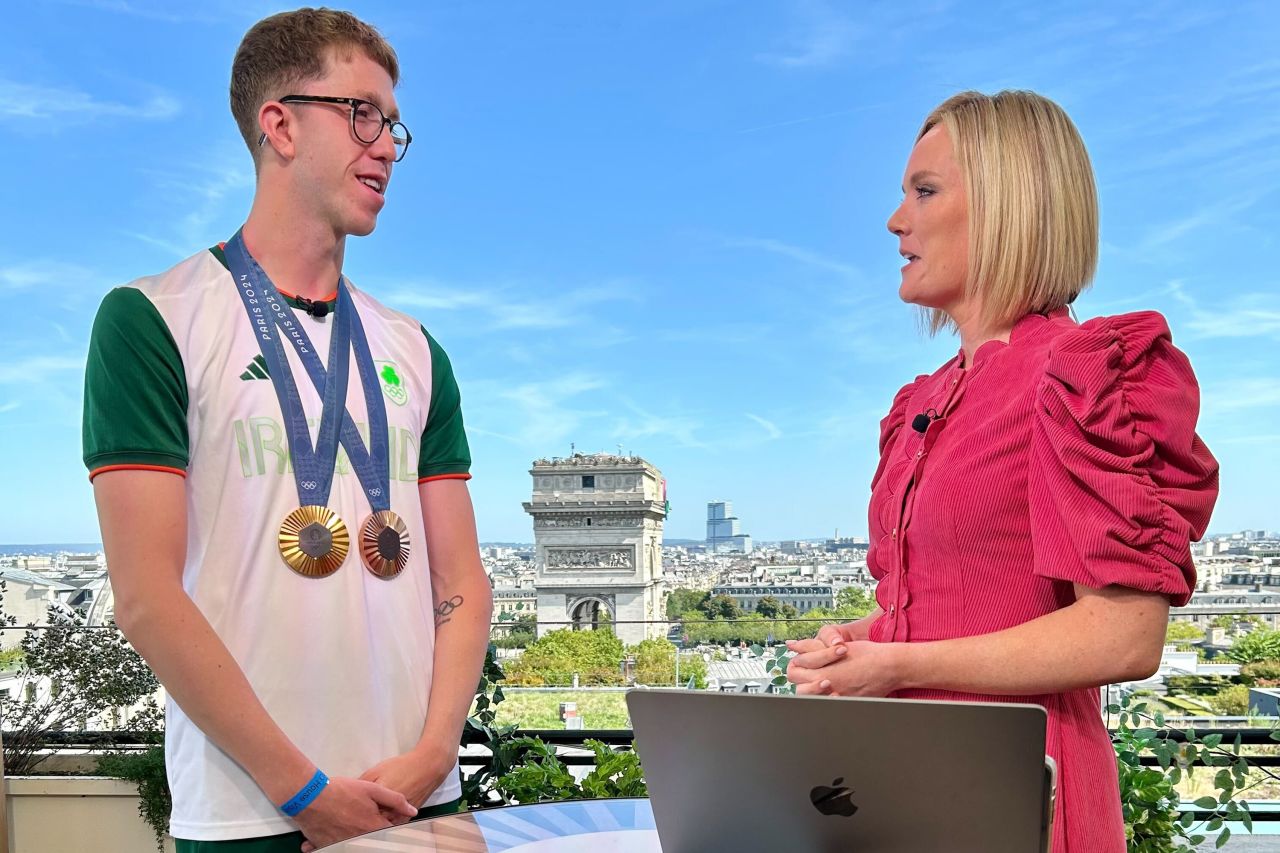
left=787, top=90, right=1219, bottom=851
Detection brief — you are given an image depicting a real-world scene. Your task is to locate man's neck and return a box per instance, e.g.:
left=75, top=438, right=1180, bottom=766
left=240, top=200, right=345, bottom=300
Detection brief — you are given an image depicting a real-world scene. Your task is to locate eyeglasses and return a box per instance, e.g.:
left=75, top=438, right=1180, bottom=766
left=258, top=95, right=412, bottom=162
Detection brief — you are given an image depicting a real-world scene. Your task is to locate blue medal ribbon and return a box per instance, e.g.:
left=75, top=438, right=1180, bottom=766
left=225, top=231, right=350, bottom=511
left=339, top=283, right=391, bottom=513
left=226, top=230, right=392, bottom=515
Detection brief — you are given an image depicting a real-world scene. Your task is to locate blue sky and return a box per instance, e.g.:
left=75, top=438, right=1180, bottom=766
left=1, top=1, right=1278, bottom=544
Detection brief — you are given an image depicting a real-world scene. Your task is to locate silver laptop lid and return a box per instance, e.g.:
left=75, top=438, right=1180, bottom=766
left=627, top=689, right=1050, bottom=853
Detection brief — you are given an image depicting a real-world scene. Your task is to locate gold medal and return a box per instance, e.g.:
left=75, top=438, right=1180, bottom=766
left=359, top=509, right=410, bottom=578
left=278, top=506, right=350, bottom=577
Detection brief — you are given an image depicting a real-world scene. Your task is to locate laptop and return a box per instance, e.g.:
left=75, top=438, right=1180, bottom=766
left=627, top=689, right=1055, bottom=853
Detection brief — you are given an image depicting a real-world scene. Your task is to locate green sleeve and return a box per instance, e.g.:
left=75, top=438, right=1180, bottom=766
left=82, top=287, right=189, bottom=474
left=418, top=328, right=471, bottom=479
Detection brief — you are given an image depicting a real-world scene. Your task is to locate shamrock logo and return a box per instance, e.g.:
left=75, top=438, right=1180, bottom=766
left=376, top=361, right=409, bottom=406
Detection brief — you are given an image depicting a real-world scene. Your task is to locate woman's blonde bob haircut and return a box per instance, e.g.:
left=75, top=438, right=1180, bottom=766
left=918, top=90, right=1098, bottom=334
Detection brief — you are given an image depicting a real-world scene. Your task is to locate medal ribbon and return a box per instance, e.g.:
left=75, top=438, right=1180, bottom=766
left=226, top=231, right=392, bottom=515
left=225, top=230, right=351, bottom=510
left=335, top=283, right=392, bottom=513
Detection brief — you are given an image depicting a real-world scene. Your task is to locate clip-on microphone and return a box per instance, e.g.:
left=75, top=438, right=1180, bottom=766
left=911, top=408, right=940, bottom=434
left=296, top=297, right=330, bottom=319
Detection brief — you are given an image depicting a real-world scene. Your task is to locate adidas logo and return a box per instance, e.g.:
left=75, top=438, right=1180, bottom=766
left=239, top=355, right=270, bottom=381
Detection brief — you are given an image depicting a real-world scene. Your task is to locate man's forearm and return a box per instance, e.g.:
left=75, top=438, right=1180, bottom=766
left=419, top=566, right=493, bottom=751
left=116, top=583, right=317, bottom=803
left=96, top=472, right=315, bottom=805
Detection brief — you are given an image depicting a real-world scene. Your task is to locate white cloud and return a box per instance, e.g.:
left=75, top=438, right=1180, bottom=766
left=1138, top=190, right=1268, bottom=253
left=800, top=405, right=884, bottom=442
left=125, top=232, right=190, bottom=259
left=756, top=1, right=859, bottom=68
left=658, top=324, right=768, bottom=345
left=738, top=104, right=882, bottom=135
left=0, top=80, right=179, bottom=123
left=386, top=280, right=639, bottom=333
left=820, top=309, right=915, bottom=363
left=1201, top=378, right=1280, bottom=414
left=1167, top=281, right=1280, bottom=340
left=745, top=413, right=782, bottom=439
left=1185, top=306, right=1280, bottom=339
left=467, top=373, right=610, bottom=450
left=1214, top=433, right=1280, bottom=446
left=0, top=260, right=101, bottom=292
left=44, top=0, right=251, bottom=23
left=757, top=0, right=958, bottom=71
left=129, top=154, right=254, bottom=258
left=725, top=237, right=862, bottom=280
left=0, top=401, right=21, bottom=414
left=610, top=411, right=705, bottom=449
left=0, top=355, right=85, bottom=385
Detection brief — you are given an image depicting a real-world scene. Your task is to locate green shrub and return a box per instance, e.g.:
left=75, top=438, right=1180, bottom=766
left=1207, top=685, right=1255, bottom=716
left=1165, top=674, right=1246, bottom=695
left=463, top=646, right=646, bottom=809
left=1240, top=661, right=1280, bottom=686
left=492, top=738, right=646, bottom=805
left=1112, top=693, right=1256, bottom=851
left=502, top=628, right=626, bottom=686
left=492, top=629, right=536, bottom=649
left=97, top=746, right=169, bottom=851
left=632, top=638, right=706, bottom=688
left=1167, top=621, right=1205, bottom=647
left=1225, top=629, right=1280, bottom=665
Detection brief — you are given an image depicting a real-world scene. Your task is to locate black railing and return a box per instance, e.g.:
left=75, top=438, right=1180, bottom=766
left=30, top=728, right=1280, bottom=819
left=12, top=611, right=1280, bottom=822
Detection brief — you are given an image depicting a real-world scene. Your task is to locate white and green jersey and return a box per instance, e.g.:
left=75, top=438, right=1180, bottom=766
left=82, top=245, right=471, bottom=841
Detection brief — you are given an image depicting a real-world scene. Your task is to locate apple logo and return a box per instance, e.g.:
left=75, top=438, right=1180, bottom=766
left=810, top=777, right=858, bottom=817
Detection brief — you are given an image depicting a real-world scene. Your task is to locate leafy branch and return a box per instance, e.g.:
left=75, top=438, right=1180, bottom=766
left=0, top=594, right=159, bottom=776
left=1112, top=692, right=1272, bottom=851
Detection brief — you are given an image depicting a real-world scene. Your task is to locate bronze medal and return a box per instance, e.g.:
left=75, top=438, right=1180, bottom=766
left=359, top=509, right=410, bottom=578
left=278, top=506, right=350, bottom=577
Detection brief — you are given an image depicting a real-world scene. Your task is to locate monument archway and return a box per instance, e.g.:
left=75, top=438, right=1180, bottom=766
left=570, top=596, right=612, bottom=631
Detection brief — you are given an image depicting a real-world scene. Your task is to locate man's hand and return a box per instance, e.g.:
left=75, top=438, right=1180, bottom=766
left=786, top=639, right=902, bottom=698
left=358, top=744, right=456, bottom=821
left=294, top=776, right=416, bottom=852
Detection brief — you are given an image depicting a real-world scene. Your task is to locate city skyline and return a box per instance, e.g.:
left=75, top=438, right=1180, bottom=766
left=2, top=2, right=1279, bottom=543
left=2, top=526, right=1274, bottom=553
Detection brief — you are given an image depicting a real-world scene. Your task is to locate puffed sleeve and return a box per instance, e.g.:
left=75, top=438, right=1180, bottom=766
left=1029, top=311, right=1218, bottom=606
left=870, top=376, right=926, bottom=493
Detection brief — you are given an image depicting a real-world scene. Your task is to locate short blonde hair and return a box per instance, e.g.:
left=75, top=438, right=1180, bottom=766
left=918, top=90, right=1098, bottom=333
left=230, top=8, right=400, bottom=161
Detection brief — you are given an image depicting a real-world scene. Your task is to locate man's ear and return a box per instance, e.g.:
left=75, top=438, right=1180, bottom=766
left=258, top=100, right=294, bottom=161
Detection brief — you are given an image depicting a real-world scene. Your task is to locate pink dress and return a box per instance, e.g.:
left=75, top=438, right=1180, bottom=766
left=866, top=309, right=1219, bottom=852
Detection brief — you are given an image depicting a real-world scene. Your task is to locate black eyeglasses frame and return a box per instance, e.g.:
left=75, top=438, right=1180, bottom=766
left=257, top=95, right=412, bottom=162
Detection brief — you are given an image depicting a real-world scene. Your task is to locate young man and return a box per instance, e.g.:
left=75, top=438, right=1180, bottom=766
left=83, top=9, right=492, bottom=852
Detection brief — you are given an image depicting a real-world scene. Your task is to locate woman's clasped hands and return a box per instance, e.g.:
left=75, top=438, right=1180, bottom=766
left=785, top=620, right=903, bottom=698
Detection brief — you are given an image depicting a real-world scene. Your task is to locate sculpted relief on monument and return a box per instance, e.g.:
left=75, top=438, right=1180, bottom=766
left=545, top=547, right=635, bottom=570
left=533, top=473, right=642, bottom=493
left=535, top=514, right=643, bottom=529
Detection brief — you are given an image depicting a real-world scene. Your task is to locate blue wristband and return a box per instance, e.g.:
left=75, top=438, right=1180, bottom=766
left=279, top=769, right=329, bottom=817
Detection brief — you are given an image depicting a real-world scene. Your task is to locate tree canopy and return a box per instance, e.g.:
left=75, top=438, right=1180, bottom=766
left=665, top=588, right=710, bottom=621
left=502, top=628, right=625, bottom=686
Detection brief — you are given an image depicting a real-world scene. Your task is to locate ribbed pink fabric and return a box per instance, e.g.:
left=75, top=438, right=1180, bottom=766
left=866, top=308, right=1219, bottom=853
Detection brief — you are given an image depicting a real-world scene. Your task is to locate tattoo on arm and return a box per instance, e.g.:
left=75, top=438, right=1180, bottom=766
left=435, top=595, right=464, bottom=628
